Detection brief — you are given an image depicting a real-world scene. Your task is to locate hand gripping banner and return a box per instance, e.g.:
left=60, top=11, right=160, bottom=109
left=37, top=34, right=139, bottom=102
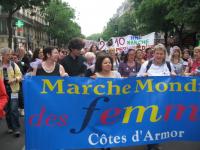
left=23, top=76, right=200, bottom=150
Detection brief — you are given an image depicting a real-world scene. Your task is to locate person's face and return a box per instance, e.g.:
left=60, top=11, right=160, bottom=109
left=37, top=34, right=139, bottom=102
left=38, top=49, right=43, bottom=59
left=59, top=50, right=66, bottom=60
left=86, top=57, right=95, bottom=65
left=154, top=49, right=165, bottom=64
left=102, top=58, right=112, bottom=72
left=173, top=49, right=180, bottom=57
left=92, top=45, right=97, bottom=52
left=146, top=49, right=153, bottom=58
left=80, top=49, right=86, bottom=55
left=19, top=48, right=25, bottom=58
left=72, top=49, right=81, bottom=57
left=136, top=50, right=143, bottom=59
left=12, top=55, right=19, bottom=63
left=2, top=52, right=11, bottom=62
left=49, top=49, right=59, bottom=62
left=127, top=50, right=135, bottom=61
left=109, top=49, right=115, bottom=57
left=183, top=51, right=189, bottom=59
left=194, top=49, right=200, bottom=59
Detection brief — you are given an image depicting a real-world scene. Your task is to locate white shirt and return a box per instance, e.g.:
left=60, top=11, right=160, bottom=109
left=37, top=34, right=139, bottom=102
left=96, top=71, right=121, bottom=78
left=137, top=61, right=175, bottom=77
left=30, top=58, right=42, bottom=69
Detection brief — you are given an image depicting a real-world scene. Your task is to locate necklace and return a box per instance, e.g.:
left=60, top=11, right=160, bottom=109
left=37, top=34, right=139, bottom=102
left=42, top=62, right=55, bottom=73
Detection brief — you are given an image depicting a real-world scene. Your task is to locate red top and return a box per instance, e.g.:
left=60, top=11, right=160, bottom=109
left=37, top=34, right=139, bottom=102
left=0, top=79, right=8, bottom=118
left=190, top=59, right=200, bottom=73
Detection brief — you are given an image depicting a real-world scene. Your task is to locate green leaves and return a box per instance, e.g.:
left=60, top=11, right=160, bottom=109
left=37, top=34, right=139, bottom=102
left=102, top=0, right=200, bottom=45
left=102, top=10, right=140, bottom=40
left=44, top=0, right=82, bottom=46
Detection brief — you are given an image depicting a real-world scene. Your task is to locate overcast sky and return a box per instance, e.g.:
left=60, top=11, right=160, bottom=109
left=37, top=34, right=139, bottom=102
left=64, top=0, right=124, bottom=36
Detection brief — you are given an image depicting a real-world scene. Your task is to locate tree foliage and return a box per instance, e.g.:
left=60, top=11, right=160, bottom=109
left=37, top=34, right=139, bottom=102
left=136, top=0, right=170, bottom=32
left=87, top=33, right=102, bottom=41
left=102, top=10, right=141, bottom=40
left=118, top=11, right=140, bottom=35
left=166, top=0, right=200, bottom=30
left=136, top=0, right=200, bottom=46
left=102, top=0, right=200, bottom=46
left=135, top=0, right=174, bottom=45
left=44, top=0, right=82, bottom=46
left=102, top=17, right=119, bottom=40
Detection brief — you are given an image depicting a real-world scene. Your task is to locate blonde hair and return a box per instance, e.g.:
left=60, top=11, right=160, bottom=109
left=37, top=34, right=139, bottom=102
left=154, top=44, right=167, bottom=54
left=108, top=47, right=115, bottom=53
left=84, top=52, right=96, bottom=60
left=153, top=43, right=169, bottom=61
left=171, top=46, right=182, bottom=60
left=194, top=46, right=200, bottom=52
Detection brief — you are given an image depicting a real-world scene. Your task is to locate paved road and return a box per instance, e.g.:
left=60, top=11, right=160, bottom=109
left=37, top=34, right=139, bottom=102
left=1, top=117, right=200, bottom=150
left=0, top=117, right=24, bottom=150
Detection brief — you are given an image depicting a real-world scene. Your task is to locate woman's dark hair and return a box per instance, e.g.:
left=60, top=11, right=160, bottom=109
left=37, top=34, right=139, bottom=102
left=89, top=44, right=98, bottom=52
left=31, top=48, right=40, bottom=62
left=68, top=38, right=85, bottom=51
left=123, top=49, right=135, bottom=63
left=95, top=54, right=113, bottom=72
left=43, top=47, right=55, bottom=61
left=145, top=47, right=152, bottom=53
left=183, top=48, right=189, bottom=54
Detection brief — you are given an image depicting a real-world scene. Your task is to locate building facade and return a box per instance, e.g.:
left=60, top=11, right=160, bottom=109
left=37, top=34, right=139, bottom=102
left=0, top=6, right=52, bottom=50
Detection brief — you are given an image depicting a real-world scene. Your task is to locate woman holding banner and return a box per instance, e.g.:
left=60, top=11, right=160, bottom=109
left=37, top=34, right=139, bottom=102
left=32, top=47, right=68, bottom=77
left=170, top=46, right=185, bottom=75
left=94, top=54, right=121, bottom=78
left=137, top=44, right=176, bottom=77
left=137, top=43, right=176, bottom=150
left=93, top=54, right=121, bottom=150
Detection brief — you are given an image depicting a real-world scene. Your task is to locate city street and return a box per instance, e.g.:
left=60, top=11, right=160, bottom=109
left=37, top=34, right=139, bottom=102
left=0, top=117, right=24, bottom=150
left=0, top=0, right=200, bottom=150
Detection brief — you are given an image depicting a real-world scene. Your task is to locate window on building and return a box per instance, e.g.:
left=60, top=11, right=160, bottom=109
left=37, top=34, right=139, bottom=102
left=0, top=20, right=7, bottom=34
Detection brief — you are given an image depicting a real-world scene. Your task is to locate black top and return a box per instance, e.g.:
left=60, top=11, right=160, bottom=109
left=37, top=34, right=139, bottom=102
left=61, top=55, right=86, bottom=76
left=3, top=67, right=11, bottom=93
left=20, top=55, right=30, bottom=75
left=36, top=63, right=60, bottom=76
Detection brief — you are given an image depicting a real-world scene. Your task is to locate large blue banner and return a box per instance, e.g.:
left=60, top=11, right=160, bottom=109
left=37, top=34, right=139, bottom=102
left=23, top=76, right=200, bottom=150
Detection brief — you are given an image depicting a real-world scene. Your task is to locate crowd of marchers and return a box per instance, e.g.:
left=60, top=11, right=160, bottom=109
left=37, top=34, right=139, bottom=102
left=0, top=37, right=200, bottom=150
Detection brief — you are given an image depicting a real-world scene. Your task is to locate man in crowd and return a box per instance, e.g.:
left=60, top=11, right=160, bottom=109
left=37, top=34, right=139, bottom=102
left=61, top=38, right=86, bottom=76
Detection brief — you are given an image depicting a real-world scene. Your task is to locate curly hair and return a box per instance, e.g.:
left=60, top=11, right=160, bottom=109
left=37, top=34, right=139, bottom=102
left=68, top=38, right=85, bottom=51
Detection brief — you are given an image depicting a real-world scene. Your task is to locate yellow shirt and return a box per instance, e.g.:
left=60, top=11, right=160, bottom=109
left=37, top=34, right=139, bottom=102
left=0, top=63, right=22, bottom=93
